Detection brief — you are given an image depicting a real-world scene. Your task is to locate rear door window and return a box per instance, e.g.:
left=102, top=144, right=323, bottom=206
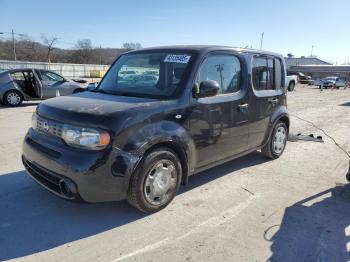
left=252, top=57, right=274, bottom=91
left=252, top=56, right=283, bottom=91
left=10, top=72, right=25, bottom=81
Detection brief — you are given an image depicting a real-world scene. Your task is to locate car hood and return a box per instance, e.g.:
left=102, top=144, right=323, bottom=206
left=37, top=91, right=170, bottom=130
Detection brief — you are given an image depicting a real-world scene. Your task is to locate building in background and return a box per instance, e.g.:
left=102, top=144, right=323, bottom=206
left=285, top=57, right=331, bottom=70
left=285, top=57, right=350, bottom=80
left=288, top=65, right=350, bottom=80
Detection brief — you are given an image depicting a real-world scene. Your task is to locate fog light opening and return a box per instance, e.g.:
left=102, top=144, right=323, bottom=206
left=59, top=179, right=76, bottom=197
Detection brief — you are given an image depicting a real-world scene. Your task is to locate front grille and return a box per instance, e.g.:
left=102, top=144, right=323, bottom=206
left=36, top=115, right=63, bottom=138
left=26, top=137, right=61, bottom=158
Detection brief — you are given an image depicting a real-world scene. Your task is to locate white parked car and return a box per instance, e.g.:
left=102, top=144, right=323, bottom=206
left=285, top=75, right=298, bottom=91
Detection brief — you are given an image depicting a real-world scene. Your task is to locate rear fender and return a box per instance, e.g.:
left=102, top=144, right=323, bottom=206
left=261, top=106, right=289, bottom=147
left=1, top=81, right=28, bottom=101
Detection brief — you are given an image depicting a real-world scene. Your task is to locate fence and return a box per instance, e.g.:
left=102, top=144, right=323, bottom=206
left=0, top=60, right=110, bottom=78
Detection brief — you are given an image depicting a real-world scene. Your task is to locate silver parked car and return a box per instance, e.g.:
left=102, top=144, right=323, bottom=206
left=0, top=69, right=86, bottom=106
left=314, top=76, right=347, bottom=89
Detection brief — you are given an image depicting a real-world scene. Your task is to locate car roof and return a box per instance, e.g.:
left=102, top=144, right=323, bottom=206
left=0, top=68, right=34, bottom=74
left=125, top=45, right=284, bottom=58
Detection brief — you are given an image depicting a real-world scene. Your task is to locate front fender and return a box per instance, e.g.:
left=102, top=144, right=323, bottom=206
left=118, top=120, right=196, bottom=176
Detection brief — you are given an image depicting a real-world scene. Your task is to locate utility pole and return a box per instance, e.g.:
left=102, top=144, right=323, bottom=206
left=0, top=30, right=25, bottom=61
left=260, top=32, right=264, bottom=50
left=12, top=29, right=16, bottom=61
left=215, top=64, right=224, bottom=89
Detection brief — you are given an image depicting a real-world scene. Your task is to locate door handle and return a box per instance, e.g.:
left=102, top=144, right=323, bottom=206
left=268, top=98, right=278, bottom=104
left=238, top=103, right=249, bottom=111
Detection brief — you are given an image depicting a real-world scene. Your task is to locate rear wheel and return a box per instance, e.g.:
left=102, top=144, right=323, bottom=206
left=127, top=148, right=182, bottom=213
left=262, top=121, right=288, bottom=159
left=4, top=90, right=23, bottom=106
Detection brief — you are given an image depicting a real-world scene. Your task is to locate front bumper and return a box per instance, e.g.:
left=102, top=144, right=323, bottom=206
left=22, top=128, right=140, bottom=202
left=322, top=83, right=335, bottom=87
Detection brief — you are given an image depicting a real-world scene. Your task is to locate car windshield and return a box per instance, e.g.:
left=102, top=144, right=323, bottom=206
left=324, top=77, right=336, bottom=81
left=97, top=52, right=194, bottom=99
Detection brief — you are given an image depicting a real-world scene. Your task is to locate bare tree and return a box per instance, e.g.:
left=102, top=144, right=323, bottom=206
left=41, top=34, right=59, bottom=62
left=72, top=39, right=95, bottom=64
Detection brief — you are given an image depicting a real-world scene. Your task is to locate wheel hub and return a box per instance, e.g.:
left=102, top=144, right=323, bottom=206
left=7, top=93, right=20, bottom=105
left=273, top=126, right=286, bottom=154
left=144, top=160, right=177, bottom=206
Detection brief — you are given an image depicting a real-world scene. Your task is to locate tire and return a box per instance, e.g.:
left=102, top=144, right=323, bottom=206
left=127, top=147, right=182, bottom=213
left=4, top=90, right=23, bottom=106
left=261, top=121, right=288, bottom=159
left=287, top=81, right=295, bottom=91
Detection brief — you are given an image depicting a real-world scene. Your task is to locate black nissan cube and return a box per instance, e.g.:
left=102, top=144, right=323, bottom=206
left=22, top=46, right=290, bottom=213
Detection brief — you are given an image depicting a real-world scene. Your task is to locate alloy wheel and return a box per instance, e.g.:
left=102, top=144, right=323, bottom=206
left=6, top=92, right=21, bottom=105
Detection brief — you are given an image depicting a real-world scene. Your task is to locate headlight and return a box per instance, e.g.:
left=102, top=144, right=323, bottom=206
left=31, top=113, right=38, bottom=129
left=62, top=124, right=110, bottom=150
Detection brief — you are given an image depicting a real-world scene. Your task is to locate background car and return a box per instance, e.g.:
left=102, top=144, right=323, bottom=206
left=314, top=76, right=347, bottom=89
left=0, top=69, right=87, bottom=106
left=285, top=75, right=298, bottom=91
left=288, top=72, right=313, bottom=85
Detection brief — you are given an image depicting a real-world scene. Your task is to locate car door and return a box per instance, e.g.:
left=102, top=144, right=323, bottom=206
left=36, top=70, right=68, bottom=98
left=189, top=53, right=250, bottom=168
left=248, top=55, right=284, bottom=148
left=31, top=69, right=43, bottom=98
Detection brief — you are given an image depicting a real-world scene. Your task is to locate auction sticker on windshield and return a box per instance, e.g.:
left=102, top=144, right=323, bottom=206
left=164, top=54, right=191, bottom=64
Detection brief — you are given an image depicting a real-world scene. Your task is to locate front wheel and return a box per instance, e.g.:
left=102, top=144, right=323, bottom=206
left=127, top=148, right=182, bottom=213
left=288, top=81, right=295, bottom=91
left=4, top=90, right=23, bottom=106
left=261, top=121, right=288, bottom=159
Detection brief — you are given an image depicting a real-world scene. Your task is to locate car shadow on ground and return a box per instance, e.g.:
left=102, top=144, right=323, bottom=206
left=0, top=152, right=268, bottom=261
left=267, top=184, right=350, bottom=262
left=340, top=102, right=350, bottom=107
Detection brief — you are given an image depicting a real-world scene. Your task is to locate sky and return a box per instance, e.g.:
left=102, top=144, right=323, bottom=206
left=0, top=0, right=349, bottom=63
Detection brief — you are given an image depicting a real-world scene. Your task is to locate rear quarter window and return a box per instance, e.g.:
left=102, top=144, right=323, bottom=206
left=10, top=72, right=25, bottom=81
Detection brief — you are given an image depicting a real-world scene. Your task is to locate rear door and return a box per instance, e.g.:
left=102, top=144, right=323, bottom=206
left=31, top=69, right=43, bottom=98
left=189, top=53, right=250, bottom=168
left=248, top=55, right=284, bottom=148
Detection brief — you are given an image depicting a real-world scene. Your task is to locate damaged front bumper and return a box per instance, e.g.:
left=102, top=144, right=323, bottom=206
left=22, top=128, right=140, bottom=202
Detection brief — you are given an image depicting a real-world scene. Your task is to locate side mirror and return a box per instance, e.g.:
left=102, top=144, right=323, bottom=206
left=196, top=80, right=220, bottom=98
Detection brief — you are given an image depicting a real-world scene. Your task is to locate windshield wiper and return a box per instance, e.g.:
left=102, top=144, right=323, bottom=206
left=94, top=89, right=151, bottom=99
